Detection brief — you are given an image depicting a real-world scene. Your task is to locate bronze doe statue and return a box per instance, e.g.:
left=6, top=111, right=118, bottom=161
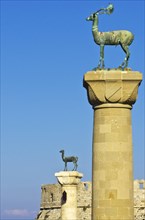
left=86, top=4, right=134, bottom=69
left=59, top=150, right=78, bottom=171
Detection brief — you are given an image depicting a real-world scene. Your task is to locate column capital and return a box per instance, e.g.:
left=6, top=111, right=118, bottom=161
left=55, top=171, right=83, bottom=185
left=83, top=70, right=142, bottom=107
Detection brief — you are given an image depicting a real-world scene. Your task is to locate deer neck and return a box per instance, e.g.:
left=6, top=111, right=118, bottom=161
left=92, top=16, right=99, bottom=33
left=61, top=151, right=65, bottom=161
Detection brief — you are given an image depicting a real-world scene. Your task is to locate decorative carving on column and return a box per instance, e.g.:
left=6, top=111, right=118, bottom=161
left=83, top=70, right=142, bottom=107
left=83, top=69, right=142, bottom=220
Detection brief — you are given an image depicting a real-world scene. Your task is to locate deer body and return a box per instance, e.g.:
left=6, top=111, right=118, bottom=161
left=87, top=13, right=134, bottom=69
left=93, top=30, right=133, bottom=46
left=59, top=150, right=78, bottom=171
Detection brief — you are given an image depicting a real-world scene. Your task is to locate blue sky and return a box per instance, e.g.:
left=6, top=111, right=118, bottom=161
left=1, top=0, right=144, bottom=219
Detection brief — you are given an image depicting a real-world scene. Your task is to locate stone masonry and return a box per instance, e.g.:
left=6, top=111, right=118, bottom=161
left=55, top=171, right=83, bottom=220
left=36, top=180, right=145, bottom=220
left=83, top=69, right=142, bottom=220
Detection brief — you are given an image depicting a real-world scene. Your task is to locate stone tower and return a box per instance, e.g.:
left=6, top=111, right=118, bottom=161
left=83, top=69, right=142, bottom=220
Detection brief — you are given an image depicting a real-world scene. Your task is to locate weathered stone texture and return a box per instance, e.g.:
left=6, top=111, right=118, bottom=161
left=36, top=180, right=145, bottom=220
left=36, top=69, right=144, bottom=220
left=77, top=182, right=91, bottom=219
left=134, top=180, right=145, bottom=220
left=37, top=184, right=61, bottom=220
left=83, top=70, right=142, bottom=220
left=55, top=171, right=83, bottom=220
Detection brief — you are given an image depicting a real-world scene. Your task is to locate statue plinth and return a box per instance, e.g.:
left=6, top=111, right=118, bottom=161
left=83, top=70, right=142, bottom=220
left=55, top=171, right=83, bottom=220
left=83, top=70, right=142, bottom=106
left=55, top=171, right=83, bottom=185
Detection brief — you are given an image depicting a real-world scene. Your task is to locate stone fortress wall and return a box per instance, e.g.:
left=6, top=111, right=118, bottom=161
left=134, top=180, right=145, bottom=220
left=36, top=179, right=145, bottom=220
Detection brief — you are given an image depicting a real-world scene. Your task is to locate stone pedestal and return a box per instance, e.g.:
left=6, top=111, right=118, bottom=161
left=83, top=70, right=142, bottom=220
left=55, top=171, right=83, bottom=220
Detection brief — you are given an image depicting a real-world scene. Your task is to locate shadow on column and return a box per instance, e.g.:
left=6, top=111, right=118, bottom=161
left=61, top=191, right=67, bottom=205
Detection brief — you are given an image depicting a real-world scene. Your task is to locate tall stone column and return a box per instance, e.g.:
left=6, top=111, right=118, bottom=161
left=83, top=70, right=142, bottom=220
left=55, top=171, right=83, bottom=220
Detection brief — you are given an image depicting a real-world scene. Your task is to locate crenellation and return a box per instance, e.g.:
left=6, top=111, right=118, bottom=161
left=33, top=3, right=143, bottom=219
left=36, top=180, right=145, bottom=220
left=134, top=180, right=145, bottom=220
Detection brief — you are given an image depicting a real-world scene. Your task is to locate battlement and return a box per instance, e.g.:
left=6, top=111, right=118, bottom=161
left=36, top=180, right=145, bottom=220
left=134, top=180, right=145, bottom=220
left=134, top=179, right=145, bottom=190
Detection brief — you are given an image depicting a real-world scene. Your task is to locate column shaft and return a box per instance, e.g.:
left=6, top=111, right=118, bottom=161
left=83, top=70, right=142, bottom=220
left=61, top=185, right=77, bottom=219
left=92, top=104, right=134, bottom=220
left=55, top=171, right=83, bottom=220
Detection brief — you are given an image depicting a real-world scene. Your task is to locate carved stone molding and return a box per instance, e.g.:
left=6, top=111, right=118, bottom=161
left=83, top=70, right=142, bottom=107
left=55, top=171, right=83, bottom=185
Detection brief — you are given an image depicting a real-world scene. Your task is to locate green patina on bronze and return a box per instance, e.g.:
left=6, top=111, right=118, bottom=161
left=86, top=4, right=134, bottom=70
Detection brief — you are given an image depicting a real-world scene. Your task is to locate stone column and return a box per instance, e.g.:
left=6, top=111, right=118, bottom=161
left=55, top=171, right=83, bottom=220
left=83, top=70, right=142, bottom=220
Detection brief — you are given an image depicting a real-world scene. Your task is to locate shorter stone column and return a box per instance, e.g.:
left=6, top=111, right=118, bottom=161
left=55, top=171, right=83, bottom=220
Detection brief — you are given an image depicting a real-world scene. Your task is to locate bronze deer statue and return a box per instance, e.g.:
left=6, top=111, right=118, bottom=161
left=59, top=150, right=78, bottom=171
left=86, top=4, right=134, bottom=69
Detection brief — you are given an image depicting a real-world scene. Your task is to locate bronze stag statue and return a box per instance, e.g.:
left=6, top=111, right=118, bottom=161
left=86, top=4, right=134, bottom=70
left=59, top=150, right=78, bottom=171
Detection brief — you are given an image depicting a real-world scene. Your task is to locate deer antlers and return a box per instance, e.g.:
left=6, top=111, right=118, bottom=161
left=93, top=3, right=114, bottom=15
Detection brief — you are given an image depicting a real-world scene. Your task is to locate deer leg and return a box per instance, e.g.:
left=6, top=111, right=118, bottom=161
left=72, top=161, right=76, bottom=171
left=120, top=44, right=130, bottom=69
left=72, top=161, right=75, bottom=171
left=75, top=162, right=78, bottom=171
left=64, top=162, right=67, bottom=171
left=74, top=161, right=78, bottom=171
left=98, top=44, right=105, bottom=69
left=101, top=44, right=105, bottom=68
